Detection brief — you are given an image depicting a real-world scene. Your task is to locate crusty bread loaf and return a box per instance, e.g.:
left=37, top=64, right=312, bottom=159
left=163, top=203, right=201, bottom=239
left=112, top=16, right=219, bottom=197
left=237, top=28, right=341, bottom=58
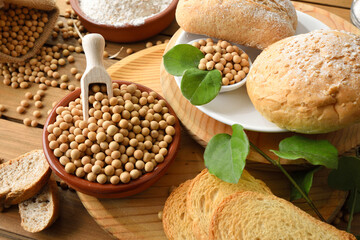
left=176, top=0, right=297, bottom=49
left=186, top=169, right=272, bottom=239
left=0, top=150, right=51, bottom=211
left=162, top=180, right=196, bottom=240
left=247, top=29, right=360, bottom=134
left=19, top=176, right=59, bottom=233
left=209, top=191, right=356, bottom=240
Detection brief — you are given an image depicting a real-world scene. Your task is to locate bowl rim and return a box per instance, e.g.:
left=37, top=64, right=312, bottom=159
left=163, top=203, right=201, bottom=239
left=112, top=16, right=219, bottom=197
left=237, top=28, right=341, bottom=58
left=70, top=0, right=179, bottom=29
left=42, top=80, right=181, bottom=195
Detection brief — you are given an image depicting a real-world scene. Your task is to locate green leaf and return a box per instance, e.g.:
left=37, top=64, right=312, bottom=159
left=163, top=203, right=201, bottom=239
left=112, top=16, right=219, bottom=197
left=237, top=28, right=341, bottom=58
left=346, top=189, right=360, bottom=214
left=328, top=157, right=360, bottom=233
left=181, top=68, right=222, bottom=105
left=328, top=156, right=360, bottom=191
left=204, top=124, right=249, bottom=184
left=271, top=135, right=338, bottom=169
left=163, top=44, right=204, bottom=76
left=290, top=167, right=320, bottom=201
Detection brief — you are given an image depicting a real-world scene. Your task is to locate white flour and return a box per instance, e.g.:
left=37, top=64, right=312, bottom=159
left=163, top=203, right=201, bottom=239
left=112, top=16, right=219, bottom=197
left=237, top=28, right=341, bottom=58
left=79, top=0, right=173, bottom=27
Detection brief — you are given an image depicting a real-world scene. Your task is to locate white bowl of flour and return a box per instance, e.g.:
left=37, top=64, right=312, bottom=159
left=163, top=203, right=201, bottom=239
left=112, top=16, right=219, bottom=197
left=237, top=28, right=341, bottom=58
left=70, top=0, right=178, bottom=42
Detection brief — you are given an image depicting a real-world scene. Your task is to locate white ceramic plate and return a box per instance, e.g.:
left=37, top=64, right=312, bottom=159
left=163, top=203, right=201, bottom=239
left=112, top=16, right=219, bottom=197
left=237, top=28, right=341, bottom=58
left=173, top=11, right=330, bottom=133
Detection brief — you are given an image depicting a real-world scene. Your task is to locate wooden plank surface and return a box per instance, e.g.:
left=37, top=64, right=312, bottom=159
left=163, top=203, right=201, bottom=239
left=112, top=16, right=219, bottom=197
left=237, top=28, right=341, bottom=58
left=0, top=0, right=359, bottom=239
left=294, top=1, right=352, bottom=21
left=294, top=0, right=353, bottom=9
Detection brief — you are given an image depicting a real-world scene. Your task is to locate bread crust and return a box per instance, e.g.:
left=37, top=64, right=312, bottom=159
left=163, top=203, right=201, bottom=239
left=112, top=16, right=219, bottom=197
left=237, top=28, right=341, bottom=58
left=162, top=180, right=196, bottom=240
left=176, top=0, right=297, bottom=49
left=209, top=191, right=356, bottom=240
left=186, top=170, right=208, bottom=240
left=19, top=176, right=59, bottom=233
left=0, top=150, right=51, bottom=210
left=186, top=169, right=272, bottom=239
left=247, top=29, right=360, bottom=133
left=44, top=176, right=60, bottom=230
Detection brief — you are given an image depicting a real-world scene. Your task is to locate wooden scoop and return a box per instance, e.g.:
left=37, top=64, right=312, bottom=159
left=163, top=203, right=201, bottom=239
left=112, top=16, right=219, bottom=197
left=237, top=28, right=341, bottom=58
left=81, top=33, right=113, bottom=121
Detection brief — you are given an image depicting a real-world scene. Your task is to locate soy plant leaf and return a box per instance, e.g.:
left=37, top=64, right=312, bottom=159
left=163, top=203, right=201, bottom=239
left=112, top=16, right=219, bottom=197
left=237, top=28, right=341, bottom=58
left=204, top=124, right=249, bottom=184
left=328, top=156, right=360, bottom=191
left=290, top=167, right=320, bottom=201
left=328, top=157, right=360, bottom=233
left=346, top=189, right=360, bottom=214
left=181, top=68, right=222, bottom=105
left=271, top=135, right=338, bottom=169
left=163, top=44, right=204, bottom=76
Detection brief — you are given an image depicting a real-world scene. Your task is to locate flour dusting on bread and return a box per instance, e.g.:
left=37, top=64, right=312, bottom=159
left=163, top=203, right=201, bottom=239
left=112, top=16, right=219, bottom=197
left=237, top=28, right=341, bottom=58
left=176, top=0, right=297, bottom=49
left=247, top=29, right=360, bottom=134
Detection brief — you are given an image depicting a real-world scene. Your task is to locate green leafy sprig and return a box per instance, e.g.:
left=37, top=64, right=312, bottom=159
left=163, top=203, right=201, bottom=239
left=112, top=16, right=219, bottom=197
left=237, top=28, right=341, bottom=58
left=328, top=156, right=360, bottom=232
left=289, top=167, right=320, bottom=201
left=271, top=136, right=338, bottom=169
left=204, top=125, right=249, bottom=183
left=204, top=124, right=339, bottom=222
left=163, top=44, right=222, bottom=105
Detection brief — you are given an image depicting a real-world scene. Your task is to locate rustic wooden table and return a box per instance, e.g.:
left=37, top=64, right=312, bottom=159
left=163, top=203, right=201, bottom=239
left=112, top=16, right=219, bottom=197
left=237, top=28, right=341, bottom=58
left=0, top=0, right=359, bottom=239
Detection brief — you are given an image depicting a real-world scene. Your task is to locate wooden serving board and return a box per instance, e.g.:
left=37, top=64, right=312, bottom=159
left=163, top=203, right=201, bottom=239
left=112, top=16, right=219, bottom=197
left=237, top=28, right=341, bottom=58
left=159, top=2, right=360, bottom=166
left=78, top=130, right=346, bottom=240
left=77, top=7, right=352, bottom=235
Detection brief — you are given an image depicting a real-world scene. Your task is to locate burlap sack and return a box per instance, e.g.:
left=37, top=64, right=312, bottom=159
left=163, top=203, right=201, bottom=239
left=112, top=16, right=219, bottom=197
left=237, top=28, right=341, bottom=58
left=0, top=0, right=59, bottom=63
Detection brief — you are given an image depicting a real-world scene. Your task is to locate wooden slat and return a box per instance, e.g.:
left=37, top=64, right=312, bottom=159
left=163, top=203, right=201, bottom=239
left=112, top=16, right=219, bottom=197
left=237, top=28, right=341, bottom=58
left=293, top=1, right=352, bottom=22
left=0, top=119, right=43, bottom=161
left=292, top=2, right=360, bottom=34
left=0, top=80, right=69, bottom=126
left=293, top=0, right=353, bottom=9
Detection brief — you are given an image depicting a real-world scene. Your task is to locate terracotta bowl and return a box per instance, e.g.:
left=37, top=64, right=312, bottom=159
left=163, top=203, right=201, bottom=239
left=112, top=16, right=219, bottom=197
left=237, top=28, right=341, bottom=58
left=70, top=0, right=178, bottom=43
left=43, top=80, right=181, bottom=198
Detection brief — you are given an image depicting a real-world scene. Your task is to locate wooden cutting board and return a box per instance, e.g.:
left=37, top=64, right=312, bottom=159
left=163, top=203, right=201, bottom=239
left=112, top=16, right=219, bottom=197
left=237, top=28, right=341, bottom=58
left=77, top=4, right=355, bottom=238
left=78, top=129, right=346, bottom=240
left=78, top=128, right=346, bottom=240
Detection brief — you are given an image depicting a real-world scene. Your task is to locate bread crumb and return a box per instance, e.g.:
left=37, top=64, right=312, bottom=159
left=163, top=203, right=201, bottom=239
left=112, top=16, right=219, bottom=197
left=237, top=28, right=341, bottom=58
left=158, top=210, right=163, bottom=220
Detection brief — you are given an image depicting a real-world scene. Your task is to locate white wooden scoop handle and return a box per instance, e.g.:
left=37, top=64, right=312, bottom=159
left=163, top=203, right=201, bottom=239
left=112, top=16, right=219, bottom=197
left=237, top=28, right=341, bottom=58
left=82, top=33, right=105, bottom=71
left=81, top=33, right=113, bottom=122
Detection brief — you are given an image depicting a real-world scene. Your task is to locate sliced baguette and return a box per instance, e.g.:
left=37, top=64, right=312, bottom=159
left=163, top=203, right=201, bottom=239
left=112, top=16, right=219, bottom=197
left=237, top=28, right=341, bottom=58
left=186, top=169, right=272, bottom=239
left=0, top=150, right=51, bottom=211
left=19, top=176, right=59, bottom=233
left=209, top=191, right=356, bottom=240
left=162, top=180, right=196, bottom=240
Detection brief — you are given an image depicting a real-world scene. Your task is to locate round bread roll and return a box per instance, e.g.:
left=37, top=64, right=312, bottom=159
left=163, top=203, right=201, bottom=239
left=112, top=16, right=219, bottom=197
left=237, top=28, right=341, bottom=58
left=246, top=29, right=360, bottom=134
left=176, top=0, right=297, bottom=49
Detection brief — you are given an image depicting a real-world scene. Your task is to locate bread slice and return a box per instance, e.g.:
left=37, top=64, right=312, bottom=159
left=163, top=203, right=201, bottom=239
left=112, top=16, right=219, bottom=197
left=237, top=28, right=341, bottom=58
left=0, top=150, right=51, bottom=211
left=19, top=176, right=59, bottom=233
left=162, top=180, right=196, bottom=240
left=186, top=169, right=272, bottom=239
left=209, top=191, right=356, bottom=240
